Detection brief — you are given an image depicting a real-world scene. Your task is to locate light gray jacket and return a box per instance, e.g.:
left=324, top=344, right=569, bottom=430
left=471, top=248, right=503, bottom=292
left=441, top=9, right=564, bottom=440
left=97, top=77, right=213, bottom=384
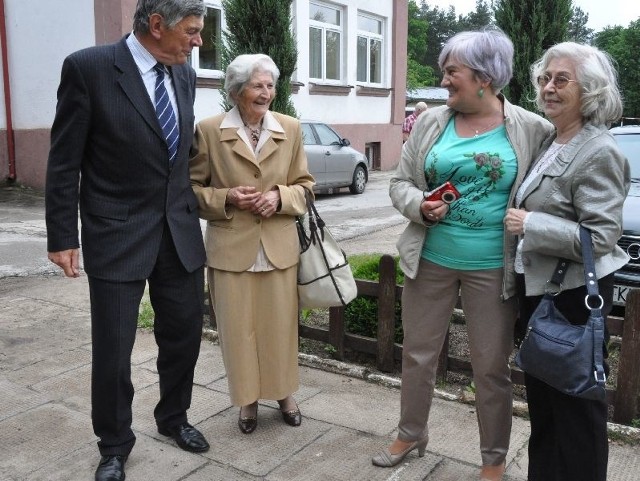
left=517, top=123, right=630, bottom=296
left=390, top=96, right=553, bottom=300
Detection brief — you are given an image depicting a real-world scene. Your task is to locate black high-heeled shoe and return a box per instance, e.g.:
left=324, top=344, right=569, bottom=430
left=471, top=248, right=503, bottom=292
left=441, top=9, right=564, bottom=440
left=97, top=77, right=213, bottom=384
left=238, top=403, right=258, bottom=434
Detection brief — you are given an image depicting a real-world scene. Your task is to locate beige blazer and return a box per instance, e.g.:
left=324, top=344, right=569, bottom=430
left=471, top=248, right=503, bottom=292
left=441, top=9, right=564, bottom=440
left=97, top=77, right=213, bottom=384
left=189, top=109, right=315, bottom=272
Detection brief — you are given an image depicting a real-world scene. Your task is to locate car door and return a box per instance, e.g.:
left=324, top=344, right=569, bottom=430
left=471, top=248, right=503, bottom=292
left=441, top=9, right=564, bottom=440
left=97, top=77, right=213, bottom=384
left=301, top=122, right=326, bottom=186
left=313, top=123, right=353, bottom=185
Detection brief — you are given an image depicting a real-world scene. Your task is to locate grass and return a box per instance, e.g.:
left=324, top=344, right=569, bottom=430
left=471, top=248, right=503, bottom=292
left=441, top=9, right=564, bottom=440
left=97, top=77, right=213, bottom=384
left=137, top=288, right=155, bottom=329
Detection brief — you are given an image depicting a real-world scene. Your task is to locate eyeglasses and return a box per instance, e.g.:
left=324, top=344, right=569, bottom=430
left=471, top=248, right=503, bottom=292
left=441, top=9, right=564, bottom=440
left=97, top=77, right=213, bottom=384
left=537, top=74, right=577, bottom=89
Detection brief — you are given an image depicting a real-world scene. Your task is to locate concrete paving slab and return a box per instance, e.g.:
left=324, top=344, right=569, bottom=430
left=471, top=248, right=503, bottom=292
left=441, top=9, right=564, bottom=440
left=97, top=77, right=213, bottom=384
left=299, top=375, right=401, bottom=437
left=269, top=427, right=441, bottom=481
left=26, top=443, right=96, bottom=481
left=4, top=347, right=91, bottom=387
left=182, top=462, right=260, bottom=481
left=607, top=442, right=640, bottom=481
left=132, top=383, right=229, bottom=435
left=0, top=377, right=51, bottom=421
left=30, top=363, right=92, bottom=415
left=195, top=408, right=331, bottom=477
left=192, top=339, right=228, bottom=386
left=131, top=329, right=162, bottom=366
left=0, top=403, right=94, bottom=480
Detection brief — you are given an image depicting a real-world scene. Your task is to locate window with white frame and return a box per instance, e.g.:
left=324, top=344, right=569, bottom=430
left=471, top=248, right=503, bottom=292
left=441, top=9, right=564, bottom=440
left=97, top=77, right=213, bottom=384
left=357, top=13, right=383, bottom=85
left=309, top=2, right=343, bottom=82
left=191, top=3, right=223, bottom=76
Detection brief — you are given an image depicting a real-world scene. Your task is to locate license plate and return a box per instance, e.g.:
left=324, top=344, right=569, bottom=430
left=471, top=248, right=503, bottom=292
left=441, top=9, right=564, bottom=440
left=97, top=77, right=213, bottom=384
left=613, top=285, right=628, bottom=306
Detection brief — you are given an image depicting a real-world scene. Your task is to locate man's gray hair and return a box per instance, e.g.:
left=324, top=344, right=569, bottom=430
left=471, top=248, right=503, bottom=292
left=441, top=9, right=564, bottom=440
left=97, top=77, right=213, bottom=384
left=225, top=54, right=280, bottom=106
left=133, top=0, right=205, bottom=32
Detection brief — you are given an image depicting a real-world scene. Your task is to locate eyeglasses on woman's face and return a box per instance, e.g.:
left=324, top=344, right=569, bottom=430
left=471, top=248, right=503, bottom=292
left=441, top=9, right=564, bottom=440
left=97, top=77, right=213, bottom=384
left=536, top=73, right=577, bottom=89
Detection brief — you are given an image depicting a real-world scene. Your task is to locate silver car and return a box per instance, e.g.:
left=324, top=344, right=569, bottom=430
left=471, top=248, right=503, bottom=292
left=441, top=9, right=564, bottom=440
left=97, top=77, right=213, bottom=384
left=610, top=125, right=640, bottom=310
left=301, top=120, right=369, bottom=194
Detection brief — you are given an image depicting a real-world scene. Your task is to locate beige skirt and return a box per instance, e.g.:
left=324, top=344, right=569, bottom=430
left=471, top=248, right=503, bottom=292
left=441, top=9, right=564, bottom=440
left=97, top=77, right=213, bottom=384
left=209, top=266, right=299, bottom=406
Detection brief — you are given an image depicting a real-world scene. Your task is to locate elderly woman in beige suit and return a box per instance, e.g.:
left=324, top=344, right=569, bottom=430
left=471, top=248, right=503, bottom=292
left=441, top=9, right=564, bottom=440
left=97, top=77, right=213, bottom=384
left=189, top=53, right=314, bottom=434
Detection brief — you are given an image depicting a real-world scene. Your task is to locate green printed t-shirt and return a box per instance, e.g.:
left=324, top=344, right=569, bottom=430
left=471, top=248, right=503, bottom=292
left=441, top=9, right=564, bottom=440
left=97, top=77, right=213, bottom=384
left=421, top=117, right=516, bottom=270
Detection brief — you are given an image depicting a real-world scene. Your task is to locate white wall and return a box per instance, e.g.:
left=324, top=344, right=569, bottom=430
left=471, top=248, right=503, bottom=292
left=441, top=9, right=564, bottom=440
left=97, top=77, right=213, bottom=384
left=4, top=0, right=95, bottom=129
left=194, top=87, right=223, bottom=123
left=291, top=0, right=394, bottom=124
left=194, top=0, right=396, bottom=124
left=0, top=0, right=396, bottom=130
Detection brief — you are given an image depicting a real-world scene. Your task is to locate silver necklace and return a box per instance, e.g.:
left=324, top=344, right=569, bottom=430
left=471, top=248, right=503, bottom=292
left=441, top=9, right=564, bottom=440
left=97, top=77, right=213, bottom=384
left=460, top=113, right=502, bottom=137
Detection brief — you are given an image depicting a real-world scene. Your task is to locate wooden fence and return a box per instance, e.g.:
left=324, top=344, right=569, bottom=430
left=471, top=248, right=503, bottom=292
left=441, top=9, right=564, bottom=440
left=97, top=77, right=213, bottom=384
left=297, top=254, right=640, bottom=425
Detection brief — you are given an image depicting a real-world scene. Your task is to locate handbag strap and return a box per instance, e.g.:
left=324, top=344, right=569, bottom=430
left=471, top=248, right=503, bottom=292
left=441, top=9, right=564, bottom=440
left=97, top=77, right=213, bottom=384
left=579, top=225, right=606, bottom=386
left=297, top=189, right=326, bottom=250
left=546, top=226, right=606, bottom=386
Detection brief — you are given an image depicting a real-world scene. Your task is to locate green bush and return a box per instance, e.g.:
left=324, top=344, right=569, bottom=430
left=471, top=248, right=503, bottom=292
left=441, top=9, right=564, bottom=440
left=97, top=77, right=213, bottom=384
left=137, top=289, right=155, bottom=329
left=346, top=254, right=404, bottom=343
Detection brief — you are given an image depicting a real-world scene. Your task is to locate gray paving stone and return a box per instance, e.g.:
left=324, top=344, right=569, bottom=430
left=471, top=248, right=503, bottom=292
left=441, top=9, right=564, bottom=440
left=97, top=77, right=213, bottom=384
left=0, top=403, right=94, bottom=480
left=298, top=375, right=400, bottom=436
left=0, top=377, right=50, bottom=421
left=269, top=427, right=441, bottom=481
left=196, top=407, right=331, bottom=477
left=4, top=346, right=90, bottom=387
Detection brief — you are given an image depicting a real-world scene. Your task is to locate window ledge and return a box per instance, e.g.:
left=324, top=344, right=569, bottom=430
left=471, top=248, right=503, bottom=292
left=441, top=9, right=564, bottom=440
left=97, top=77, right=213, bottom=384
left=309, top=83, right=353, bottom=96
left=356, top=85, right=391, bottom=97
left=197, top=78, right=305, bottom=94
left=291, top=81, right=304, bottom=94
left=196, top=77, right=223, bottom=89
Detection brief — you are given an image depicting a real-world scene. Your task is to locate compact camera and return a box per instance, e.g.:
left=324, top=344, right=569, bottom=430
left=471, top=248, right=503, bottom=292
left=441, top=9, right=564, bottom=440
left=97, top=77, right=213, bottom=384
left=423, top=181, right=461, bottom=204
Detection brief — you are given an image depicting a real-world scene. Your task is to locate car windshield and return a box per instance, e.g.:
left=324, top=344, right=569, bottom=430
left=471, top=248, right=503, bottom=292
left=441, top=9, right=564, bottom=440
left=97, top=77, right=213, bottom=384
left=614, top=134, right=640, bottom=179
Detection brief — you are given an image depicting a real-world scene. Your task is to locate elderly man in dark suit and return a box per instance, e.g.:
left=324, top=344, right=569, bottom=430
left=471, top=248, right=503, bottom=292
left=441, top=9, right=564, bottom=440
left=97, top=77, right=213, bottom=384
left=45, top=1, right=210, bottom=479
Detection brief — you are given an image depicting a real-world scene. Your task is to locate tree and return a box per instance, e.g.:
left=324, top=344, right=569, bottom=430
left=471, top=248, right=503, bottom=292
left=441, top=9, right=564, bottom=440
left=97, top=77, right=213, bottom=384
left=420, top=2, right=459, bottom=82
left=417, top=0, right=493, bottom=85
left=458, top=0, right=494, bottom=31
left=494, top=0, right=571, bottom=111
left=407, top=0, right=436, bottom=88
left=220, top=0, right=297, bottom=116
left=567, top=6, right=594, bottom=43
left=595, top=22, right=640, bottom=119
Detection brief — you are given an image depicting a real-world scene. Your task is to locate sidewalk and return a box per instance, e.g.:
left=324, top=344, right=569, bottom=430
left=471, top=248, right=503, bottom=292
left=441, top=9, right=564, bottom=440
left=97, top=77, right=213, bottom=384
left=1, top=184, right=639, bottom=480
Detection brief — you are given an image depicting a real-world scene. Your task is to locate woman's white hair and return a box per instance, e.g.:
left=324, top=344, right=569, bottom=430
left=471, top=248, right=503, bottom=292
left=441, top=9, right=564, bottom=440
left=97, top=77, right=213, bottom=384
left=224, top=54, right=280, bottom=106
left=531, top=42, right=623, bottom=126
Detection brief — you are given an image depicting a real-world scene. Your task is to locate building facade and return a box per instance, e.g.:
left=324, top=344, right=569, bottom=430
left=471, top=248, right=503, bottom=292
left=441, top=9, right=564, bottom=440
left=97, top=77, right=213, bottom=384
left=0, top=0, right=407, bottom=189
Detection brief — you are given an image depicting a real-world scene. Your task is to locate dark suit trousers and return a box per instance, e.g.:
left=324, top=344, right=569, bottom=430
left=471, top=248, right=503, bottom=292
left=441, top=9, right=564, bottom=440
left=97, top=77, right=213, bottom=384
left=88, top=223, right=204, bottom=456
left=517, top=274, right=612, bottom=481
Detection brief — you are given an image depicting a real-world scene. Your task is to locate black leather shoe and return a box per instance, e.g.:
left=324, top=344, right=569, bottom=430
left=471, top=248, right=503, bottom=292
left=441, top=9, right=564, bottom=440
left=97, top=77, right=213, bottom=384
left=281, top=408, right=302, bottom=427
left=95, top=455, right=127, bottom=481
left=158, top=422, right=210, bottom=453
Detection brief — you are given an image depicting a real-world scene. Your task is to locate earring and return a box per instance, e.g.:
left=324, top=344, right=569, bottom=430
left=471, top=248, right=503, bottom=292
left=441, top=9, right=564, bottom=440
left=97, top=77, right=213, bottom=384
left=477, top=88, right=484, bottom=98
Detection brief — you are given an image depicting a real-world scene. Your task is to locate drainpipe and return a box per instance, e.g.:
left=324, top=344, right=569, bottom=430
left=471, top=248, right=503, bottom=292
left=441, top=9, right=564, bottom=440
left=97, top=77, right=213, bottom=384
left=0, top=0, right=15, bottom=181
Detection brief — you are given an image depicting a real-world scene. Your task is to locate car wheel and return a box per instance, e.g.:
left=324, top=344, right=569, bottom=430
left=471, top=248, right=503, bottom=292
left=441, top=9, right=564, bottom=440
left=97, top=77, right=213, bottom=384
left=349, top=165, right=366, bottom=194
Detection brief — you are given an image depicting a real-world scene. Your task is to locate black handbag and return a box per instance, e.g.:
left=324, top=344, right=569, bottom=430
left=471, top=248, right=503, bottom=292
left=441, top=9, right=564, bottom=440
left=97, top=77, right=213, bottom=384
left=515, top=226, right=607, bottom=401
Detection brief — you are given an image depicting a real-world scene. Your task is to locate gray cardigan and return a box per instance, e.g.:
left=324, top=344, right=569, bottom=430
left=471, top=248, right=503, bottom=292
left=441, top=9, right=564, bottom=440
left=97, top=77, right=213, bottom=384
left=517, top=123, right=630, bottom=296
left=390, top=96, right=553, bottom=300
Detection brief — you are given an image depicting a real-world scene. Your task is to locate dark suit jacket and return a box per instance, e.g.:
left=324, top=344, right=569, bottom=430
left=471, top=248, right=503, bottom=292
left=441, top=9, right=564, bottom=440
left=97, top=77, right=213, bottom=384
left=46, top=35, right=206, bottom=281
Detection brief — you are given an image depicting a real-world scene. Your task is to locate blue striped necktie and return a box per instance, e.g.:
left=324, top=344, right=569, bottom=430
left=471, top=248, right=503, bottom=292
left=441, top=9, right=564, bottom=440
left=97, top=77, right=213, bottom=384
left=153, top=63, right=179, bottom=164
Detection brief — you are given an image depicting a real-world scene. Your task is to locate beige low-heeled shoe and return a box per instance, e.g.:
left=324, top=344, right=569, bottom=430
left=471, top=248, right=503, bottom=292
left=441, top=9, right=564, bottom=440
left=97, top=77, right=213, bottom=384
left=371, top=438, right=428, bottom=467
